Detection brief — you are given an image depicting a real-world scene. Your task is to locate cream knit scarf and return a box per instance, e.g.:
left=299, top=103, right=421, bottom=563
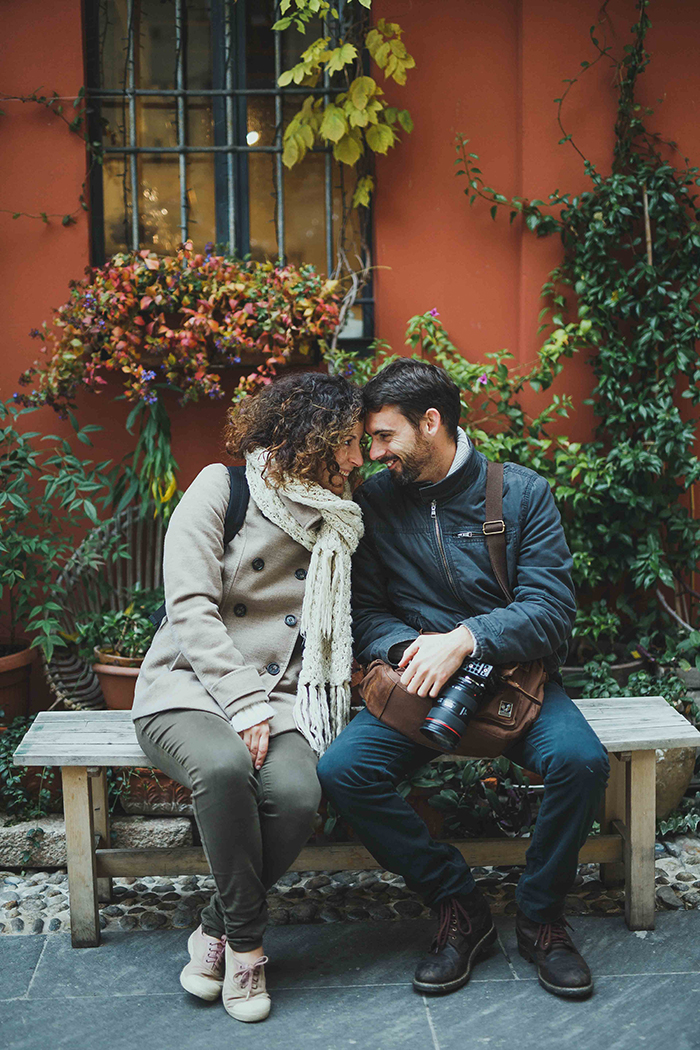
left=245, top=451, right=364, bottom=754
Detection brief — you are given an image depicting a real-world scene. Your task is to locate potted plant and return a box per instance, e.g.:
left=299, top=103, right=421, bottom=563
left=0, top=399, right=112, bottom=723
left=74, top=584, right=163, bottom=709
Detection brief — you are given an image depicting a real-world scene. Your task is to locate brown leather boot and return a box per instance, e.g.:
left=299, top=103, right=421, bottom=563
left=413, top=888, right=496, bottom=995
left=516, top=910, right=593, bottom=999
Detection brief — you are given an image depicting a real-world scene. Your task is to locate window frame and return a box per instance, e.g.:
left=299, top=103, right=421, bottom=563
left=84, top=0, right=374, bottom=347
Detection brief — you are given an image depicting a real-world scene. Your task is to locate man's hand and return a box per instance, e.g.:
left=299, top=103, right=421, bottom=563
left=398, top=626, right=475, bottom=698
left=239, top=720, right=270, bottom=770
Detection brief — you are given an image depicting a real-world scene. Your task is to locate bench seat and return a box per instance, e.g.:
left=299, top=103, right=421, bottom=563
left=13, top=697, right=700, bottom=947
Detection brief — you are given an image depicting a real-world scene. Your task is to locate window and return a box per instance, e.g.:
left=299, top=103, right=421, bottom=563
left=85, top=0, right=372, bottom=343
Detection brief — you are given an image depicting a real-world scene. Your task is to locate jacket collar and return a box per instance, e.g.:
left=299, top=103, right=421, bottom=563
left=278, top=491, right=323, bottom=529
left=408, top=446, right=483, bottom=503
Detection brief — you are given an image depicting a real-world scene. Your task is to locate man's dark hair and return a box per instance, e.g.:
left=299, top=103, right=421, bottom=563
left=362, top=359, right=461, bottom=440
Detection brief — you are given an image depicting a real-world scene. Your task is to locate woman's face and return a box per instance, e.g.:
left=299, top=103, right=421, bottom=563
left=319, top=421, right=365, bottom=495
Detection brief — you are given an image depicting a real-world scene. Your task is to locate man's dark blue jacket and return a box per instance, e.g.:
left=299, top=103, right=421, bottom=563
left=351, top=446, right=576, bottom=670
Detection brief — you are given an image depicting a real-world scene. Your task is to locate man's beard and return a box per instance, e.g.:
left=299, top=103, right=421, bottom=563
left=383, top=435, right=433, bottom=487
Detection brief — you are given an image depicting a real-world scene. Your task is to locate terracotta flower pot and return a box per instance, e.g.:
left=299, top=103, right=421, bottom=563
left=0, top=641, right=36, bottom=725
left=92, top=648, right=143, bottom=710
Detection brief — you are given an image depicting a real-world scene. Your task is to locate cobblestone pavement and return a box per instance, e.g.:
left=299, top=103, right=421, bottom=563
left=2, top=833, right=700, bottom=936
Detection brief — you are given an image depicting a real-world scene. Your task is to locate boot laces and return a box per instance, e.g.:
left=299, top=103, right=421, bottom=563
left=230, top=955, right=268, bottom=999
left=432, top=898, right=472, bottom=953
left=536, top=918, right=573, bottom=953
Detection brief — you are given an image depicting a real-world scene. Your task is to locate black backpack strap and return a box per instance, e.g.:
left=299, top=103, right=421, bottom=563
left=483, top=461, right=514, bottom=604
left=224, top=464, right=250, bottom=545
left=149, top=465, right=250, bottom=628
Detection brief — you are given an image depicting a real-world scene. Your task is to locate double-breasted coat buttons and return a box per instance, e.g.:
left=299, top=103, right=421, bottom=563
left=295, top=568, right=307, bottom=580
left=266, top=662, right=280, bottom=675
left=252, top=558, right=265, bottom=571
left=285, top=614, right=297, bottom=627
left=233, top=603, right=247, bottom=617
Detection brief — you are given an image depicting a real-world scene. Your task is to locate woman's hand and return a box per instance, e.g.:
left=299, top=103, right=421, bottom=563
left=398, top=626, right=475, bottom=698
left=239, top=720, right=270, bottom=770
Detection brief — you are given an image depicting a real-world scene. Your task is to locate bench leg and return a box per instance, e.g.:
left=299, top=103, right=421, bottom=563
left=90, top=768, right=113, bottom=904
left=601, top=753, right=626, bottom=888
left=624, top=750, right=656, bottom=931
left=62, top=766, right=100, bottom=948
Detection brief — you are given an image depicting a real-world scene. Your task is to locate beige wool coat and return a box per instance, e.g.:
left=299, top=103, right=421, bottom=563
left=132, top=462, right=323, bottom=735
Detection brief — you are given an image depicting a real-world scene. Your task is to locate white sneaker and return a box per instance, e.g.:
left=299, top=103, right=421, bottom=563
left=222, top=944, right=271, bottom=1022
left=179, top=925, right=226, bottom=1001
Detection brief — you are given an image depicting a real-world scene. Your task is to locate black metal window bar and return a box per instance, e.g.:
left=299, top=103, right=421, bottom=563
left=85, top=0, right=374, bottom=346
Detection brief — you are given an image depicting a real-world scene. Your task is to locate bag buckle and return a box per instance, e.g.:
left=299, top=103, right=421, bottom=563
left=483, top=519, right=505, bottom=535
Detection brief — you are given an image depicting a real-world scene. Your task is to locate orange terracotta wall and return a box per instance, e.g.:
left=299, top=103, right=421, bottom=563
left=372, top=0, right=700, bottom=441
left=3, top=0, right=700, bottom=471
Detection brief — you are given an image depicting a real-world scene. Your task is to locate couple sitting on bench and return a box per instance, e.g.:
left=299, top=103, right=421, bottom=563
left=131, top=360, right=609, bottom=1022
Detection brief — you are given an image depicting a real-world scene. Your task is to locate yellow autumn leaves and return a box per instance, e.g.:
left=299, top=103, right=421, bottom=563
left=279, top=18, right=415, bottom=203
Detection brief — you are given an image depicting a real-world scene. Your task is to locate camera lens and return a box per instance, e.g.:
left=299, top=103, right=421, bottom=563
left=420, top=696, right=472, bottom=751
left=419, top=662, right=497, bottom=751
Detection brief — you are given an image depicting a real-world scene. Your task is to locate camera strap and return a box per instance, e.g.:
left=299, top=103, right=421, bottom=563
left=484, top=461, right=514, bottom=604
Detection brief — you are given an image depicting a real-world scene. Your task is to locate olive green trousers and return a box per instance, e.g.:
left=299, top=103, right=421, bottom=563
left=135, top=709, right=321, bottom=950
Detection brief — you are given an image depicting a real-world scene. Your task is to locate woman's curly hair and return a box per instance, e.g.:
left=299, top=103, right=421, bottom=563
left=224, top=371, right=363, bottom=487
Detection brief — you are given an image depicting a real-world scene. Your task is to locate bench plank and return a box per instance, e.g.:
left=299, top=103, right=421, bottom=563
left=14, top=698, right=700, bottom=767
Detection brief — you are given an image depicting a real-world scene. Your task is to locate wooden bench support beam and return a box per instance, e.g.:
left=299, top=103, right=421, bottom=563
left=602, top=753, right=626, bottom=888
left=95, top=834, right=623, bottom=880
left=89, top=768, right=113, bottom=904
left=62, top=766, right=100, bottom=948
left=624, top=750, right=657, bottom=931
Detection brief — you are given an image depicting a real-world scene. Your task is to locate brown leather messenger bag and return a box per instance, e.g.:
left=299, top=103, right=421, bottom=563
left=359, top=461, right=547, bottom=758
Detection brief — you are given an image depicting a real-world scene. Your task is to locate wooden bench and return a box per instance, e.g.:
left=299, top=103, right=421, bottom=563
left=13, top=696, right=700, bottom=947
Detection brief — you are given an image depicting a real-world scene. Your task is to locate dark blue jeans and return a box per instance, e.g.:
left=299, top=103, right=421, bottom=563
left=317, top=681, right=609, bottom=924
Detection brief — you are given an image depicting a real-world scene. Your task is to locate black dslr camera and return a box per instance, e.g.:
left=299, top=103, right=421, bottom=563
left=420, top=660, right=499, bottom=752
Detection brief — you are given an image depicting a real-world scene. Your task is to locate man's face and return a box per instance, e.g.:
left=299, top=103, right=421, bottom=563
left=364, top=406, right=433, bottom=486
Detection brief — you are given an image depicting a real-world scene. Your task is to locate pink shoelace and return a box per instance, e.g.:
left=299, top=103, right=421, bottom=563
left=229, top=956, right=269, bottom=1000
left=204, top=933, right=226, bottom=970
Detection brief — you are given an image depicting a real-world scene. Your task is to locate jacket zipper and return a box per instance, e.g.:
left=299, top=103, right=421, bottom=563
left=431, top=500, right=460, bottom=599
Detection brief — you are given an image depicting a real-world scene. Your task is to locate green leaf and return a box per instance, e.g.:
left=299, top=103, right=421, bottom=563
left=352, top=175, right=374, bottom=208
left=397, top=109, right=413, bottom=133
left=325, top=42, right=358, bottom=76
left=333, top=131, right=362, bottom=165
left=365, top=122, right=395, bottom=155
left=348, top=76, right=376, bottom=111
left=320, top=103, right=348, bottom=143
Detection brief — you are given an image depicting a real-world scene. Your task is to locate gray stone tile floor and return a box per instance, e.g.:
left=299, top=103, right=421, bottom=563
left=3, top=911, right=700, bottom=1050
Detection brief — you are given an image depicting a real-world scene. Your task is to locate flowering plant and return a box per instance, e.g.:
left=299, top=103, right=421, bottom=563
left=16, top=242, right=342, bottom=415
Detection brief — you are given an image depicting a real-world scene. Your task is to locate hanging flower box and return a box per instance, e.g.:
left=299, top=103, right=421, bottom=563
left=17, top=242, right=342, bottom=415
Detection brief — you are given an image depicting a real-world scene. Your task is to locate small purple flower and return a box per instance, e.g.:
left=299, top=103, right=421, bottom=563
left=141, top=369, right=157, bottom=382
left=28, top=328, right=41, bottom=338
left=12, top=392, right=19, bottom=400
left=233, top=356, right=241, bottom=364
left=428, top=308, right=440, bottom=318
left=478, top=374, right=488, bottom=385
left=144, top=392, right=159, bottom=405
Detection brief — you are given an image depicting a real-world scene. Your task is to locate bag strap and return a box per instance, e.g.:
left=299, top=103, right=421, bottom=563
left=223, top=464, right=250, bottom=545
left=484, top=461, right=514, bottom=604
left=149, top=464, right=250, bottom=627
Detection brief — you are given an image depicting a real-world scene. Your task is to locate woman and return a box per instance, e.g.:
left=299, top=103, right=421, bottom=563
left=132, top=372, right=364, bottom=1023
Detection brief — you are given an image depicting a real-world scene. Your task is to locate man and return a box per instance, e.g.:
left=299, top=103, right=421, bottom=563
left=318, top=359, right=609, bottom=1000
